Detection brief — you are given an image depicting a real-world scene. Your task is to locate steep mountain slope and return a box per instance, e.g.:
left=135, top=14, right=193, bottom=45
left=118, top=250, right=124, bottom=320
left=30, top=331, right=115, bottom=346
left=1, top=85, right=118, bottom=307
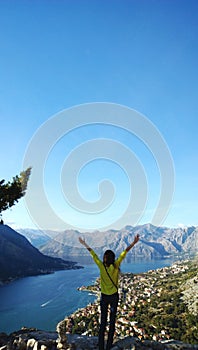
left=0, top=225, right=81, bottom=282
left=38, top=224, right=198, bottom=263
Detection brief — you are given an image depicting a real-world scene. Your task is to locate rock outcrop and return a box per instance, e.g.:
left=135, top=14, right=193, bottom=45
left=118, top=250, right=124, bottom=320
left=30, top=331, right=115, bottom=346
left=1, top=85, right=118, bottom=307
left=0, top=327, right=198, bottom=350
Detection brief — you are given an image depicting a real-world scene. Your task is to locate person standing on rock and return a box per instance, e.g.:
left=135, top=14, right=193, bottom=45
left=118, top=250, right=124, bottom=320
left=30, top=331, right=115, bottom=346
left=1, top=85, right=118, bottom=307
left=79, top=234, right=140, bottom=350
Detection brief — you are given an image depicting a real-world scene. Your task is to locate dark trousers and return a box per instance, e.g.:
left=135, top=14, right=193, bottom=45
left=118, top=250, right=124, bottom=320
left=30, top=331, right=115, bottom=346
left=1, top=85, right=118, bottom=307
left=99, top=292, right=119, bottom=350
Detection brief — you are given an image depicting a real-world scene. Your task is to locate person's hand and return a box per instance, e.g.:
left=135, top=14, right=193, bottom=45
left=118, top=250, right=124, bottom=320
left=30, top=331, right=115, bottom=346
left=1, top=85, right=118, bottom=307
left=79, top=237, right=91, bottom=251
left=133, top=234, right=140, bottom=244
left=79, top=237, right=86, bottom=245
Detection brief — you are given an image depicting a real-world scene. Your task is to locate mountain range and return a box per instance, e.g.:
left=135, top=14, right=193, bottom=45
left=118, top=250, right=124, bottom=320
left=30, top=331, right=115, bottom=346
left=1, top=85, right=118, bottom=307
left=18, top=223, right=198, bottom=264
left=0, top=225, right=82, bottom=283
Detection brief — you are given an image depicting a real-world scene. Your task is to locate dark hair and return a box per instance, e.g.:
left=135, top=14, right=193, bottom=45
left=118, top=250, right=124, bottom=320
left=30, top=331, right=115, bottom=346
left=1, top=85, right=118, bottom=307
left=103, top=250, right=115, bottom=267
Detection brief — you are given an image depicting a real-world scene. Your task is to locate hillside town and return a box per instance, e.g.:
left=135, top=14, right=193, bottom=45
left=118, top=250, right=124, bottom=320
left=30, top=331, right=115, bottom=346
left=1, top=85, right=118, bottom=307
left=0, top=260, right=197, bottom=350
left=62, top=259, right=198, bottom=345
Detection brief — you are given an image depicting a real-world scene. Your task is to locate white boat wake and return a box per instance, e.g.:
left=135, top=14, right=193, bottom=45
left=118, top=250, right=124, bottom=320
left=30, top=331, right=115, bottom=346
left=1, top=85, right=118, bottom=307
left=41, top=298, right=54, bottom=307
left=40, top=282, right=68, bottom=307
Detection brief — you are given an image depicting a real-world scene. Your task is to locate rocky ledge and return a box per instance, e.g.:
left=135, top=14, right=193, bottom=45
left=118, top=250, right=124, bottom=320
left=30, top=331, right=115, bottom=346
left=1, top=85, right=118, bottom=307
left=0, top=327, right=198, bottom=350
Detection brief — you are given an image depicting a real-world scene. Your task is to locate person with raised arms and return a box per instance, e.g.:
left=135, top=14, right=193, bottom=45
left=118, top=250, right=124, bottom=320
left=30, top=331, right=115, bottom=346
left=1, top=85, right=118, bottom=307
left=79, top=234, right=140, bottom=350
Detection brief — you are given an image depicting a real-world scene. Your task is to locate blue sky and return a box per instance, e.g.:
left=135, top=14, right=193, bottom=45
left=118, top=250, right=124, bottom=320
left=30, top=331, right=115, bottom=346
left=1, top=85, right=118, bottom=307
left=0, top=0, right=197, bottom=231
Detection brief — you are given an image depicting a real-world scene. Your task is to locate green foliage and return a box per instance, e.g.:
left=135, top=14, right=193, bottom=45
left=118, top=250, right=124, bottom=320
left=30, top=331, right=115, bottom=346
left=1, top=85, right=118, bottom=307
left=71, top=311, right=100, bottom=336
left=129, top=264, right=198, bottom=344
left=0, top=167, right=31, bottom=215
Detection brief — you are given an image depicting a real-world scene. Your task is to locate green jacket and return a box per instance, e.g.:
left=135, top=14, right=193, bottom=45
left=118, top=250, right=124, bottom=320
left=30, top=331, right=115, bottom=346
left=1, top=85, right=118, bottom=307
left=90, top=249, right=127, bottom=295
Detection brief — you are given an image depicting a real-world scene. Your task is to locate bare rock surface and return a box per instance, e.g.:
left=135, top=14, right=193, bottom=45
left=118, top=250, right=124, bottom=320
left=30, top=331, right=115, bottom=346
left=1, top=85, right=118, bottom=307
left=0, top=328, right=198, bottom=350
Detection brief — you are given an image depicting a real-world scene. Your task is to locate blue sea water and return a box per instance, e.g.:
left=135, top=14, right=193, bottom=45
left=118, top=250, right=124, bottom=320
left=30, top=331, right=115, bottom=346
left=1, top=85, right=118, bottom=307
left=0, top=258, right=174, bottom=334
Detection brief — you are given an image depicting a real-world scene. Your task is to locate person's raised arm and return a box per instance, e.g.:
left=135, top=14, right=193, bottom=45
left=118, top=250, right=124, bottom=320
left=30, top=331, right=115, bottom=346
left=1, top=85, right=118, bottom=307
left=79, top=237, right=92, bottom=252
left=126, top=234, right=140, bottom=252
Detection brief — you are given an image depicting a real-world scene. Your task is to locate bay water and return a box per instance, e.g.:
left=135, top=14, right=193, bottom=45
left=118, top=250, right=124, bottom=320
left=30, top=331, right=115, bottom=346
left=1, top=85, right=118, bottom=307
left=0, top=258, right=174, bottom=334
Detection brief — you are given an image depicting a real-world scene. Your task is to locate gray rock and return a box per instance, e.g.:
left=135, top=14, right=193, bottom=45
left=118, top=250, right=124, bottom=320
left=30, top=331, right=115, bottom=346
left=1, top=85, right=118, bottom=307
left=0, top=328, right=197, bottom=350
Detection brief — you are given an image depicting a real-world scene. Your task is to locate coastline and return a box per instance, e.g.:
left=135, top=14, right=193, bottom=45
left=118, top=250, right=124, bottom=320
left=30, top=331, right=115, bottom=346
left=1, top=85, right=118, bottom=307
left=63, top=258, right=198, bottom=344
left=0, top=258, right=197, bottom=349
left=0, top=264, right=83, bottom=287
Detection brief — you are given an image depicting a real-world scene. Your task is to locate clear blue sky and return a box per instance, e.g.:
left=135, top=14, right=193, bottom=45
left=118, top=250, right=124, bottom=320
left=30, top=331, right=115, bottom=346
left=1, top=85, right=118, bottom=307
left=0, top=0, right=197, bottom=231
